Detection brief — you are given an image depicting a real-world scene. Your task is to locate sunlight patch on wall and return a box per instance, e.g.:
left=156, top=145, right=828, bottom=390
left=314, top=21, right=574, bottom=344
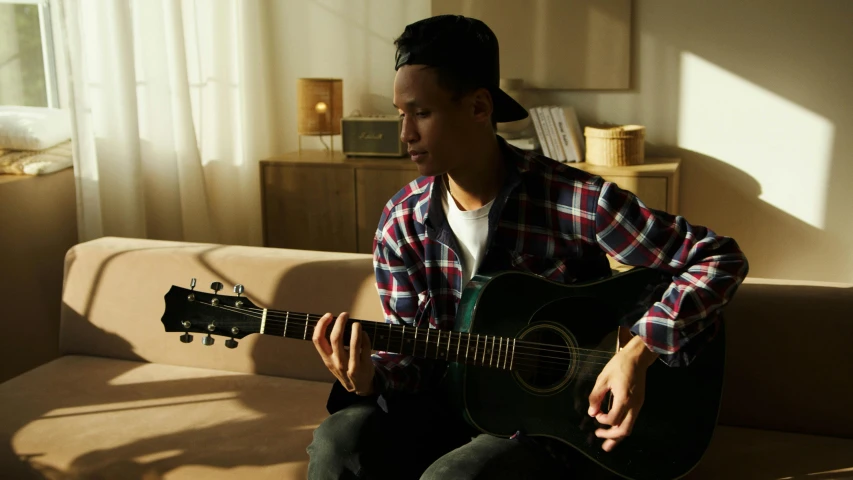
left=678, top=52, right=834, bottom=229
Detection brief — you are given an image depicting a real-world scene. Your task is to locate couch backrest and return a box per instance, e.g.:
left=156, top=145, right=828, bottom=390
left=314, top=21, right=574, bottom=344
left=716, top=277, right=853, bottom=439
left=60, top=237, right=385, bottom=384
left=61, top=238, right=853, bottom=438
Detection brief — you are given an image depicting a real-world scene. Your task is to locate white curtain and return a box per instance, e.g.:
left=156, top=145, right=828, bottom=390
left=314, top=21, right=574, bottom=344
left=58, top=0, right=274, bottom=246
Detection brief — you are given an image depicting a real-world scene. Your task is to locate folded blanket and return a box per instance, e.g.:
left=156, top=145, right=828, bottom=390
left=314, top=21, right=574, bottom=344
left=0, top=141, right=73, bottom=175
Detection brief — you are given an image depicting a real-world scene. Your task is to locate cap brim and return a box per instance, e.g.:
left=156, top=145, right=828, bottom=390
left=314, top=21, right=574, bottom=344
left=491, top=87, right=529, bottom=123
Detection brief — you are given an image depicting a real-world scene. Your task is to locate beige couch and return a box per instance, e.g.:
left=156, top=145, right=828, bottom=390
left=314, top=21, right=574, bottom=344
left=1, top=237, right=852, bottom=479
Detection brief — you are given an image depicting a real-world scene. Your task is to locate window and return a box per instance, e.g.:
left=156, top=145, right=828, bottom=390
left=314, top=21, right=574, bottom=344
left=0, top=0, right=59, bottom=107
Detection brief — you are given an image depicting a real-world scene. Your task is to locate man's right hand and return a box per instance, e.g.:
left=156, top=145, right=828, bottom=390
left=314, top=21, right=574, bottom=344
left=312, top=312, right=376, bottom=396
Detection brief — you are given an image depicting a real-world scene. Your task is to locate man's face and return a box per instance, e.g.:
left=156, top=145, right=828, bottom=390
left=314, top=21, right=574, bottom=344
left=393, top=65, right=482, bottom=177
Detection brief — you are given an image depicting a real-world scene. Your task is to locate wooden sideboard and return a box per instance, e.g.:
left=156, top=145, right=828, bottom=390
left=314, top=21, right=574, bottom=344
left=261, top=151, right=417, bottom=254
left=260, top=150, right=680, bottom=254
left=570, top=158, right=681, bottom=214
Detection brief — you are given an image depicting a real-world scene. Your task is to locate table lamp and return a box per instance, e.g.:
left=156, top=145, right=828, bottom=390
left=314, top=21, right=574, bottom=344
left=297, top=78, right=343, bottom=154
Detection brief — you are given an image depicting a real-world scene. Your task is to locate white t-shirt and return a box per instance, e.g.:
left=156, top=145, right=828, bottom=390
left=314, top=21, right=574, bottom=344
left=440, top=175, right=495, bottom=289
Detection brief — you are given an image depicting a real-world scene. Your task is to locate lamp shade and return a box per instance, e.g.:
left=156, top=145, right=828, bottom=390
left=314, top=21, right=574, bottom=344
left=297, top=78, right=343, bottom=135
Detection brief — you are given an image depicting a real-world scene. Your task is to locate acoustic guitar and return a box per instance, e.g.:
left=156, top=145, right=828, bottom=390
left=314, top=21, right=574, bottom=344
left=161, top=266, right=724, bottom=480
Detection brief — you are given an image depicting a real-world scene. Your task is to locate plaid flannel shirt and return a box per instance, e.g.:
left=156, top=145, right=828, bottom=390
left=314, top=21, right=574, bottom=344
left=370, top=137, right=749, bottom=394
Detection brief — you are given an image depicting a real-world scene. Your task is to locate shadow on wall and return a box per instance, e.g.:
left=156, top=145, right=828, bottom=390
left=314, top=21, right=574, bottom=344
left=646, top=144, right=846, bottom=282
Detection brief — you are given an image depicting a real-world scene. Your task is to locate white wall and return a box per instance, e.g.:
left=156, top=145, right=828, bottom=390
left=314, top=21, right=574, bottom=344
left=268, top=0, right=429, bottom=153
left=268, top=0, right=853, bottom=283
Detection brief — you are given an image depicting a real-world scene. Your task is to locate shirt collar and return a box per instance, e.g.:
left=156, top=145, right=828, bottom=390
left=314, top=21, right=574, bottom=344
left=422, top=135, right=528, bottom=234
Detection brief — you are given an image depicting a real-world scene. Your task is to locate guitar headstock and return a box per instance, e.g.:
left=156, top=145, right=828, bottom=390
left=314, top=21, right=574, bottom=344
left=161, top=278, right=261, bottom=349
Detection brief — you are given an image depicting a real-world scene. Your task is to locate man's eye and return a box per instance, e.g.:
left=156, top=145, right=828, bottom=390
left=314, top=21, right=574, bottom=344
left=416, top=111, right=430, bottom=118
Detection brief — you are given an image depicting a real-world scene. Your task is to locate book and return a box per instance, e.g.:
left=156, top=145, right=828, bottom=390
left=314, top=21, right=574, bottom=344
left=550, top=106, right=578, bottom=162
left=529, top=108, right=552, bottom=158
left=556, top=105, right=585, bottom=162
left=537, top=106, right=565, bottom=162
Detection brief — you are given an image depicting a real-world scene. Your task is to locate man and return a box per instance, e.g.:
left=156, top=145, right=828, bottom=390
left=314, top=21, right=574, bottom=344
left=308, top=14, right=748, bottom=480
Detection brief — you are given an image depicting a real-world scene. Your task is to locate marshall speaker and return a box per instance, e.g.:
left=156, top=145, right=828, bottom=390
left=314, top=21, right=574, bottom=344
left=341, top=114, right=407, bottom=157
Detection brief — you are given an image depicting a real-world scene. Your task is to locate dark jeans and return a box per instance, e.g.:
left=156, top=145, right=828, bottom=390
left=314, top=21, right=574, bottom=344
left=306, top=392, right=572, bottom=480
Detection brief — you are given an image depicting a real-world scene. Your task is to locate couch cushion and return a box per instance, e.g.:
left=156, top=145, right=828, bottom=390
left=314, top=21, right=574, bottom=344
left=689, top=425, right=853, bottom=479
left=4, top=357, right=853, bottom=480
left=61, top=237, right=385, bottom=383
left=0, top=355, right=333, bottom=479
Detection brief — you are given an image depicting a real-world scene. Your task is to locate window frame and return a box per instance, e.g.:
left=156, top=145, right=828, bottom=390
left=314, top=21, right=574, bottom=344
left=0, top=0, right=60, bottom=108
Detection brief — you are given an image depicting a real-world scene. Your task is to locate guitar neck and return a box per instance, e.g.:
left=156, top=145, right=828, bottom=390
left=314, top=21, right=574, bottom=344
left=257, top=308, right=519, bottom=370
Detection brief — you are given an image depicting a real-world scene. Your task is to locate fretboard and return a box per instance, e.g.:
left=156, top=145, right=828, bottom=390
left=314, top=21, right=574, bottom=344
left=257, top=308, right=518, bottom=370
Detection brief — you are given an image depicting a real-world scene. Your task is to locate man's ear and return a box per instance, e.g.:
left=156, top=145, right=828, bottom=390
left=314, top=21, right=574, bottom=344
left=470, top=87, right=494, bottom=125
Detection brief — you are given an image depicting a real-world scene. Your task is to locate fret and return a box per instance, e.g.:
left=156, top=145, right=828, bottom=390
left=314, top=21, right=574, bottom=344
left=413, top=328, right=418, bottom=357
left=435, top=330, right=441, bottom=359
left=425, top=328, right=430, bottom=358
left=387, top=323, right=392, bottom=352
left=303, top=314, right=309, bottom=340
left=400, top=325, right=406, bottom=355
left=482, top=335, right=488, bottom=365
left=466, top=333, right=471, bottom=364
left=503, top=338, right=509, bottom=369
left=496, top=337, right=503, bottom=368
left=474, top=334, right=480, bottom=366
left=456, top=331, right=461, bottom=362
left=510, top=339, right=516, bottom=371
left=284, top=311, right=289, bottom=336
left=490, top=336, right=495, bottom=367
left=261, top=308, right=268, bottom=334
left=446, top=332, right=451, bottom=359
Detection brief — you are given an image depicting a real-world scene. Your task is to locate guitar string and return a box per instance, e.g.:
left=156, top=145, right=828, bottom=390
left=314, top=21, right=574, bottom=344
left=237, top=305, right=621, bottom=358
left=206, top=304, right=615, bottom=363
left=202, top=319, right=612, bottom=370
left=207, top=303, right=617, bottom=363
left=191, top=303, right=615, bottom=369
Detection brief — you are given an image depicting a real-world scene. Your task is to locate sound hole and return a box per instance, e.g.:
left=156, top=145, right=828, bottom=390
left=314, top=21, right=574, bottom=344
left=515, top=325, right=574, bottom=393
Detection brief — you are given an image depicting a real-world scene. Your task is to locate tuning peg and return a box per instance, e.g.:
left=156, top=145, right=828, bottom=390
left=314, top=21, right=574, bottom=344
left=225, top=338, right=238, bottom=349
left=202, top=334, right=215, bottom=346
left=180, top=321, right=193, bottom=343
left=210, top=282, right=223, bottom=306
left=233, top=284, right=245, bottom=308
left=188, top=278, right=198, bottom=301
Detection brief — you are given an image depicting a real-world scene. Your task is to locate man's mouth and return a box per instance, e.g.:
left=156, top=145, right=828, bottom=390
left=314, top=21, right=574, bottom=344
left=408, top=150, right=428, bottom=161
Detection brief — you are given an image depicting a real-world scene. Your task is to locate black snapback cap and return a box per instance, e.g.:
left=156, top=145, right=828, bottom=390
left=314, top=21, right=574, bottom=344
left=395, top=15, right=528, bottom=123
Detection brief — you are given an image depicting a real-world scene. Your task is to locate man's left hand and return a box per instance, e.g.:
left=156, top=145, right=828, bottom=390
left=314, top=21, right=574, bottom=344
left=588, top=335, right=659, bottom=452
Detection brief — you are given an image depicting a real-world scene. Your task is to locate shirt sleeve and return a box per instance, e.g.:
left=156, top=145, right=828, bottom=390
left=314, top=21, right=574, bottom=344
left=592, top=181, right=749, bottom=367
left=371, top=221, right=442, bottom=394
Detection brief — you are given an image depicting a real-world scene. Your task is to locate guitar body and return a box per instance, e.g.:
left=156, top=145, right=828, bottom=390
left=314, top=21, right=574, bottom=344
left=447, top=268, right=724, bottom=480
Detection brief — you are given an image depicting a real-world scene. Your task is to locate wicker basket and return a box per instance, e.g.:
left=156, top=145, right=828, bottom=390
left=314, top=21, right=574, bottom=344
left=584, top=125, right=645, bottom=166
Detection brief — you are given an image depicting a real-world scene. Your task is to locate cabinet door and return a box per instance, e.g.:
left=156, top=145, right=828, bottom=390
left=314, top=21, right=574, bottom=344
left=355, top=166, right=419, bottom=254
left=263, top=164, right=358, bottom=253
left=602, top=176, right=669, bottom=212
